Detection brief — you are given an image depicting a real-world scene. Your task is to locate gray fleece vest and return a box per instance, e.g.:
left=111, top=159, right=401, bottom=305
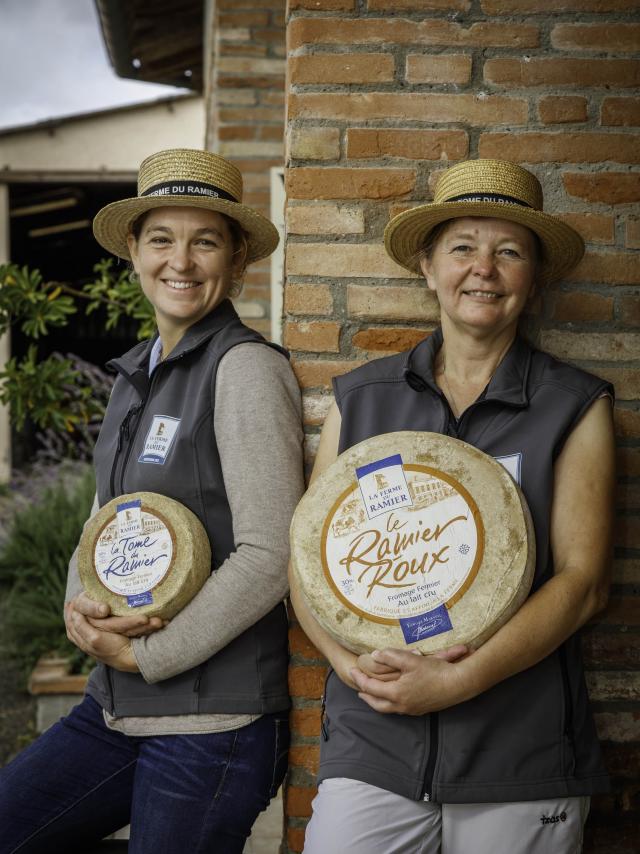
left=87, top=300, right=290, bottom=716
left=319, top=328, right=612, bottom=803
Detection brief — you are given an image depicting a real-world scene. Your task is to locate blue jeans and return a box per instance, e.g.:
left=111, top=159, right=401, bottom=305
left=0, top=695, right=289, bottom=854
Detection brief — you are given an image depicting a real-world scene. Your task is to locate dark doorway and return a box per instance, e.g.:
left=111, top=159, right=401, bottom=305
left=9, top=181, right=141, bottom=368
left=8, top=181, right=143, bottom=464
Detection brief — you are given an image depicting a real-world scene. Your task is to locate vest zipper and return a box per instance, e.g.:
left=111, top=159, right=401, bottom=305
left=321, top=668, right=333, bottom=741
left=558, top=644, right=576, bottom=772
left=109, top=402, right=144, bottom=497
left=422, top=710, right=439, bottom=801
left=109, top=355, right=173, bottom=497
left=105, top=664, right=116, bottom=715
left=117, top=401, right=146, bottom=494
left=193, top=664, right=205, bottom=712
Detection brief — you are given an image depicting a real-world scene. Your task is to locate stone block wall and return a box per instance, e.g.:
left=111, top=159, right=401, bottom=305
left=283, top=1, right=640, bottom=851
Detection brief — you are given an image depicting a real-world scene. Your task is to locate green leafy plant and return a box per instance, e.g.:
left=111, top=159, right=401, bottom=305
left=0, top=259, right=155, bottom=445
left=0, top=465, right=96, bottom=672
left=0, top=265, right=76, bottom=340
left=84, top=258, right=156, bottom=340
left=0, top=346, right=101, bottom=433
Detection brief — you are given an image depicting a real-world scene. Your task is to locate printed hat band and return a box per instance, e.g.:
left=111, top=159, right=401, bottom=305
left=142, top=180, right=238, bottom=203
left=447, top=193, right=533, bottom=208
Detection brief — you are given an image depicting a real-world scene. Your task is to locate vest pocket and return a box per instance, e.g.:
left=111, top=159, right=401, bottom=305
left=558, top=644, right=577, bottom=776
left=320, top=668, right=333, bottom=742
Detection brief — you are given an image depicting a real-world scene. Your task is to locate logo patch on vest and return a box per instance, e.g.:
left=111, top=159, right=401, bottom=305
left=494, top=452, right=522, bottom=485
left=138, top=415, right=180, bottom=464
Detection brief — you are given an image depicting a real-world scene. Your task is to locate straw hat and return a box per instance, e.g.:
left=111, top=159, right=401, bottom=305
left=384, top=159, right=584, bottom=282
left=93, top=148, right=279, bottom=264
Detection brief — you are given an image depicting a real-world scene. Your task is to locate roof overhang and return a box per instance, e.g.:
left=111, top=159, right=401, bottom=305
left=95, top=0, right=204, bottom=91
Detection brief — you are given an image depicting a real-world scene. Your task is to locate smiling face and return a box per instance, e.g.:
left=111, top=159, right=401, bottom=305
left=127, top=206, right=241, bottom=349
left=419, top=217, right=538, bottom=338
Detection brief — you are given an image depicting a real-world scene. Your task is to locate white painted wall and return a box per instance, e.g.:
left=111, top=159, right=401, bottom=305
left=0, top=96, right=205, bottom=174
left=0, top=95, right=204, bottom=478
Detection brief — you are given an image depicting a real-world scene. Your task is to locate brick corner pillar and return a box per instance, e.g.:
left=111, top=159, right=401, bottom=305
left=206, top=0, right=287, bottom=338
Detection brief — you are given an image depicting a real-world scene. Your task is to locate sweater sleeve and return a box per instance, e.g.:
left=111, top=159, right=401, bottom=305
left=132, top=342, right=305, bottom=683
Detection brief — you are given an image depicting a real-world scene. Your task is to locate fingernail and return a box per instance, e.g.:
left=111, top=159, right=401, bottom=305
left=99, top=605, right=108, bottom=616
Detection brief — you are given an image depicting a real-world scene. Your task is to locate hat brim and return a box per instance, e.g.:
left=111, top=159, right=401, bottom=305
left=93, top=195, right=280, bottom=264
left=384, top=201, right=585, bottom=283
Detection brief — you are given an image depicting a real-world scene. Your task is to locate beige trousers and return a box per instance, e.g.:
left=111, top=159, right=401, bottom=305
left=303, top=778, right=590, bottom=854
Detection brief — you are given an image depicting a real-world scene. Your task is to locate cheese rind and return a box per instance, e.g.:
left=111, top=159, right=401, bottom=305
left=78, top=492, right=211, bottom=619
left=290, top=431, right=535, bottom=654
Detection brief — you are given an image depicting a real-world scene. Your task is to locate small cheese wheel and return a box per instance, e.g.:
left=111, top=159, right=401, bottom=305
left=290, top=431, right=535, bottom=654
left=78, top=492, right=211, bottom=620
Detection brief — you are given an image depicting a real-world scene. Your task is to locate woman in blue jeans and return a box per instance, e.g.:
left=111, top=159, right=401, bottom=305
left=0, top=149, right=304, bottom=853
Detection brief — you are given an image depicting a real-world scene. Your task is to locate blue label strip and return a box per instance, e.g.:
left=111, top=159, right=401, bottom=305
left=399, top=604, right=453, bottom=645
left=138, top=453, right=165, bottom=465
left=356, top=454, right=403, bottom=479
left=127, top=591, right=153, bottom=608
left=116, top=498, right=142, bottom=513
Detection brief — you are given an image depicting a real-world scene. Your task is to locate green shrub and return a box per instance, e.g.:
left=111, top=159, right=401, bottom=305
left=0, top=466, right=96, bottom=673
left=0, top=258, right=154, bottom=446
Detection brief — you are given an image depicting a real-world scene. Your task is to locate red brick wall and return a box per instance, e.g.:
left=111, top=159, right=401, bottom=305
left=284, top=1, right=640, bottom=851
left=205, top=0, right=286, bottom=336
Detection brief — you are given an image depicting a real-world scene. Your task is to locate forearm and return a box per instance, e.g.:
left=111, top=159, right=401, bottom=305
left=133, top=541, right=291, bottom=682
left=459, top=396, right=614, bottom=703
left=289, top=571, right=357, bottom=688
left=455, top=566, right=609, bottom=703
left=351, top=567, right=610, bottom=715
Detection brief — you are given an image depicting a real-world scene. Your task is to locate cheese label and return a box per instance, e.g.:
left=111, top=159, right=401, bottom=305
left=126, top=591, right=154, bottom=608
left=116, top=499, right=143, bottom=538
left=356, top=454, right=413, bottom=520
left=399, top=603, right=453, bottom=644
left=94, top=510, right=174, bottom=599
left=138, top=415, right=180, bottom=464
left=322, top=464, right=484, bottom=631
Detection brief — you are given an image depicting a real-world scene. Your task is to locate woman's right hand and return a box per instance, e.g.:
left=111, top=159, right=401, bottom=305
left=66, top=592, right=167, bottom=638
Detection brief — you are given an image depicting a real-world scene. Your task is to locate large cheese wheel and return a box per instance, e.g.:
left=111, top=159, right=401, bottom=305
left=78, top=492, right=211, bottom=620
left=290, top=431, right=535, bottom=654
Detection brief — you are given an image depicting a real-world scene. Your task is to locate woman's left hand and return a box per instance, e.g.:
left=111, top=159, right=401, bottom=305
left=351, top=645, right=470, bottom=715
left=65, top=601, right=139, bottom=672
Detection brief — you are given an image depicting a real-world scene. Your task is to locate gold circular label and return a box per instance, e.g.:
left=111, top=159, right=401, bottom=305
left=321, top=460, right=484, bottom=640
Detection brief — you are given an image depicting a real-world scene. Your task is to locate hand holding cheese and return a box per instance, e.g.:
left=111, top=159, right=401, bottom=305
left=64, top=599, right=138, bottom=672
left=69, top=591, right=166, bottom=636
left=350, top=646, right=473, bottom=715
